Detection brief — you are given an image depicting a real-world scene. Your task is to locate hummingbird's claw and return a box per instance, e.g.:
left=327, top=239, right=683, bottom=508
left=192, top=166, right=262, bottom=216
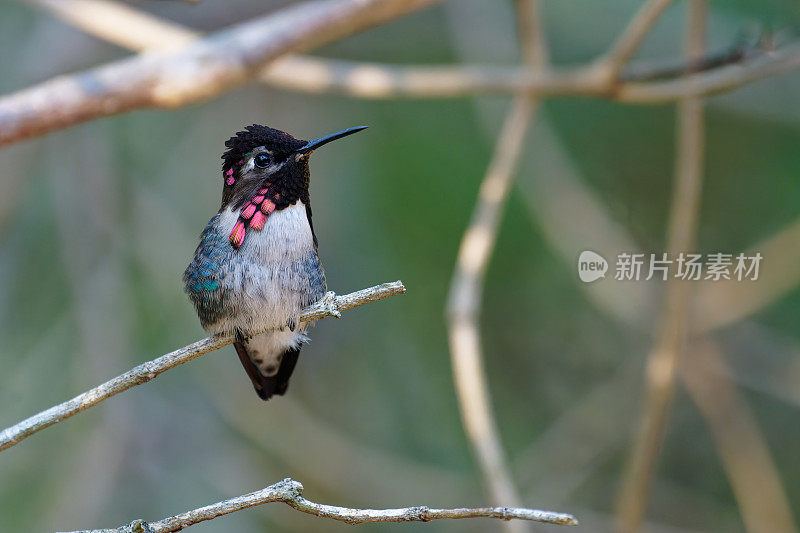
left=235, top=328, right=251, bottom=344
left=322, top=291, right=341, bottom=318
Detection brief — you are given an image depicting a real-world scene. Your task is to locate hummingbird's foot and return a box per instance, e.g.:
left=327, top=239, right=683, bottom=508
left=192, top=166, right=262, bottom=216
left=322, top=291, right=341, bottom=318
left=234, top=328, right=251, bottom=344
left=287, top=316, right=298, bottom=332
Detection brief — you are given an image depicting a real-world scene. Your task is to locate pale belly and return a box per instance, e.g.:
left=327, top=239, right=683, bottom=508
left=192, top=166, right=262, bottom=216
left=185, top=202, right=327, bottom=336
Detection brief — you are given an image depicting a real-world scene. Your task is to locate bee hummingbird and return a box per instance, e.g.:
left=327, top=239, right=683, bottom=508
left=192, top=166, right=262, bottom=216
left=184, top=124, right=366, bottom=400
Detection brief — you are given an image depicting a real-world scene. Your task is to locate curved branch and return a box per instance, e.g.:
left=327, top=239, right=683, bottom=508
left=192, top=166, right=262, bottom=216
left=445, top=97, right=537, bottom=515
left=682, top=340, right=798, bottom=532
left=0, top=0, right=445, bottom=147
left=59, top=478, right=577, bottom=532
left=0, top=281, right=406, bottom=453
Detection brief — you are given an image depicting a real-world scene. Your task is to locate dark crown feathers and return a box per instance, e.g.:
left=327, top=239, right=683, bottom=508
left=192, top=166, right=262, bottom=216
left=221, top=125, right=307, bottom=172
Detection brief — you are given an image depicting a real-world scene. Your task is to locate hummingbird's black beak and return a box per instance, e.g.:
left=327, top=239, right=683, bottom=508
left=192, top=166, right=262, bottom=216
left=295, top=126, right=367, bottom=155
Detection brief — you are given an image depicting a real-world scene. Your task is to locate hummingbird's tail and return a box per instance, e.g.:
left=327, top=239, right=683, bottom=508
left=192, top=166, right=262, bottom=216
left=233, top=341, right=301, bottom=401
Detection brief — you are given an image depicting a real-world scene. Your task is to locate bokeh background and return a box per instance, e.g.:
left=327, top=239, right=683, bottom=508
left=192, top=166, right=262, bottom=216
left=1, top=0, right=799, bottom=531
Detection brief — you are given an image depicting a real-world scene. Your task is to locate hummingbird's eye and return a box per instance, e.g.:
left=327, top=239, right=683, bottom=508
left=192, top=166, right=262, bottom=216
left=254, top=153, right=272, bottom=169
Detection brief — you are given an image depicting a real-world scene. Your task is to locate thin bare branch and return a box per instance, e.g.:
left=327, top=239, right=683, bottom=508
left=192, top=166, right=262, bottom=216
left=682, top=340, right=797, bottom=533
left=621, top=35, right=765, bottom=82
left=616, top=3, right=708, bottom=531
left=0, top=281, right=406, bottom=453
left=266, top=46, right=800, bottom=101
left=445, top=109, right=533, bottom=520
left=0, top=0, right=446, bottom=147
left=445, top=0, right=546, bottom=516
left=600, top=0, right=676, bottom=76
left=617, top=45, right=800, bottom=102
left=514, top=0, right=548, bottom=67
left=60, top=478, right=578, bottom=532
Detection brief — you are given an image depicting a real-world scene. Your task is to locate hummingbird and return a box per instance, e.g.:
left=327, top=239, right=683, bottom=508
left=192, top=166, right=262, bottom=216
left=184, top=124, right=366, bottom=400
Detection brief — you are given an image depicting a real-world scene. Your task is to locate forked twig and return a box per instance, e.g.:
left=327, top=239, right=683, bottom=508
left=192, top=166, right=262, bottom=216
left=59, top=478, right=578, bottom=532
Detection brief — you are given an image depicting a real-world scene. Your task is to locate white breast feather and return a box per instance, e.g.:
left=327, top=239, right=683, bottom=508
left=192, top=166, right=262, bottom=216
left=208, top=202, right=316, bottom=340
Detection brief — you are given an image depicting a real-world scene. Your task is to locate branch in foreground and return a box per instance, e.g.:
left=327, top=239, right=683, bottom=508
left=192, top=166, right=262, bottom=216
left=0, top=281, right=405, bottom=453
left=0, top=0, right=445, bottom=147
left=60, top=478, right=578, bottom=532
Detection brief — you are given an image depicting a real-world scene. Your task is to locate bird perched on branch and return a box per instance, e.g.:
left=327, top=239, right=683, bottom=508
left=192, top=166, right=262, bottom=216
left=184, top=124, right=366, bottom=400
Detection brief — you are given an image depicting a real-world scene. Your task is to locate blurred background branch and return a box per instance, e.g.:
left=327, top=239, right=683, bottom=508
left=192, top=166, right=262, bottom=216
left=445, top=1, right=545, bottom=528
left=62, top=478, right=578, bottom=532
left=0, top=0, right=447, bottom=146
left=5, top=0, right=799, bottom=139
left=616, top=2, right=709, bottom=530
left=597, top=0, right=676, bottom=77
left=682, top=340, right=797, bottom=533
left=517, top=117, right=798, bottom=532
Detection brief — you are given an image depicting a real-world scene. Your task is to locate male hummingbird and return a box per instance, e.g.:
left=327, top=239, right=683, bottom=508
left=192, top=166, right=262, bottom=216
left=184, top=124, right=366, bottom=400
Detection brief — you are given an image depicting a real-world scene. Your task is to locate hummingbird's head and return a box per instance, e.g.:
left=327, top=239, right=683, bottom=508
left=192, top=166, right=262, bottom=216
left=220, top=124, right=366, bottom=211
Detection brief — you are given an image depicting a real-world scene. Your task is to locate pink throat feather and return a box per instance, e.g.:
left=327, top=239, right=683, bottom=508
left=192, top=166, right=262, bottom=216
left=224, top=159, right=244, bottom=186
left=229, top=185, right=279, bottom=248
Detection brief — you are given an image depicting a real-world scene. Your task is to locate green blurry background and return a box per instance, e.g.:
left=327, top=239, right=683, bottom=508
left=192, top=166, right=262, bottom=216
left=0, top=0, right=799, bottom=531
